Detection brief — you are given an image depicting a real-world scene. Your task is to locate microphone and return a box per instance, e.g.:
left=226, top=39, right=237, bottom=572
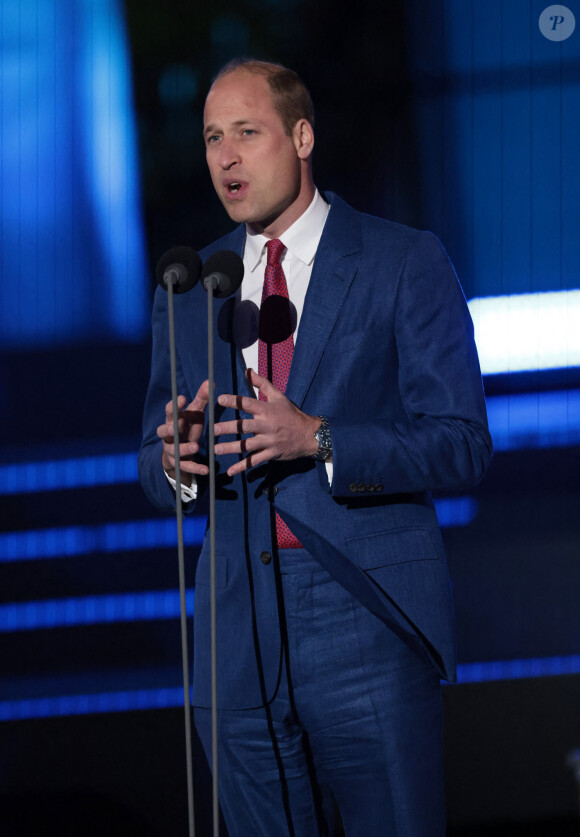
left=154, top=243, right=202, bottom=837
left=202, top=250, right=244, bottom=298
left=258, top=294, right=296, bottom=344
left=258, top=294, right=296, bottom=387
left=156, top=246, right=202, bottom=294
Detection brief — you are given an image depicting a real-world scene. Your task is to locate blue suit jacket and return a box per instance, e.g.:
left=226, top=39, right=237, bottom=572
left=139, top=194, right=492, bottom=709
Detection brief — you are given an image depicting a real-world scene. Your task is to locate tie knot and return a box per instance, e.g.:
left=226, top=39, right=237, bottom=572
left=266, top=239, right=285, bottom=266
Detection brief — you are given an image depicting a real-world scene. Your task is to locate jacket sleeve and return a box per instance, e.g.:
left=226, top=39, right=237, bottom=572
left=329, top=230, right=493, bottom=498
left=138, top=286, right=198, bottom=514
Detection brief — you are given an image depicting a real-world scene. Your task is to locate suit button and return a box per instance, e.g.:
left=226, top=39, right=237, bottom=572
left=260, top=551, right=272, bottom=565
left=375, top=484, right=384, bottom=492
left=349, top=483, right=357, bottom=493
left=265, top=486, right=278, bottom=500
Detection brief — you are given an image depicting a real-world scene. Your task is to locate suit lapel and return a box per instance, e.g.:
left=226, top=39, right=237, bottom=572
left=286, top=195, right=362, bottom=408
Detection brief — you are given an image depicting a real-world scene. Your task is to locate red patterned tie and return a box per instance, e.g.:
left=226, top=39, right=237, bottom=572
left=258, top=239, right=302, bottom=549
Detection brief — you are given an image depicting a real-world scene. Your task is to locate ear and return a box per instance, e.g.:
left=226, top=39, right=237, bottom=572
left=292, top=118, right=314, bottom=160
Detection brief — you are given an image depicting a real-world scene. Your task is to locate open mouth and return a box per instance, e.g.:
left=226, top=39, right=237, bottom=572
left=227, top=182, right=242, bottom=193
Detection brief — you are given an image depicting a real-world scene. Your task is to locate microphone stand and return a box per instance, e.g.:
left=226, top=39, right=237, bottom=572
left=166, top=273, right=196, bottom=837
left=199, top=251, right=244, bottom=837
left=205, top=278, right=220, bottom=837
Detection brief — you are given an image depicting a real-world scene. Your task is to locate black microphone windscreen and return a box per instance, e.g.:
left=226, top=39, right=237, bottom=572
left=258, top=294, right=296, bottom=344
left=156, top=246, right=202, bottom=294
left=202, top=250, right=244, bottom=298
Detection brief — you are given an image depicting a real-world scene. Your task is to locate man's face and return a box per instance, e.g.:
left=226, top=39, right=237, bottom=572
left=203, top=70, right=313, bottom=238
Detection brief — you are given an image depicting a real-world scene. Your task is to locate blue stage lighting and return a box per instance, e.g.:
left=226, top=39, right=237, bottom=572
left=0, top=0, right=147, bottom=347
left=468, top=290, right=580, bottom=375
left=0, top=518, right=206, bottom=563
left=433, top=497, right=478, bottom=527
left=487, top=389, right=580, bottom=451
left=0, top=453, right=139, bottom=495
left=0, top=590, right=194, bottom=633
left=0, top=687, right=185, bottom=721
left=456, top=654, right=580, bottom=684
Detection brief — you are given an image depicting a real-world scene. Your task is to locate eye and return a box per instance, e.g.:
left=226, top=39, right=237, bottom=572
left=206, top=134, right=221, bottom=145
left=242, top=129, right=256, bottom=136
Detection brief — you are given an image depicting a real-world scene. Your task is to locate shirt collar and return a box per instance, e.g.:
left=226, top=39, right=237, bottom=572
left=244, top=189, right=330, bottom=274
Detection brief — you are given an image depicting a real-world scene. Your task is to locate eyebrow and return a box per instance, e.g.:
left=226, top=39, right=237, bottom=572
left=203, top=118, right=263, bottom=138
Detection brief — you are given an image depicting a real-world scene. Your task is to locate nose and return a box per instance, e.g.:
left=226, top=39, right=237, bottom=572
left=217, top=137, right=241, bottom=170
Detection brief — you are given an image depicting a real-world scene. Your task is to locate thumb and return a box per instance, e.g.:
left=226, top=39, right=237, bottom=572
left=246, top=368, right=279, bottom=400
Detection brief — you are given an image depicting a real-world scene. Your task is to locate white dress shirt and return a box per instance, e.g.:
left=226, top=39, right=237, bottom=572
left=240, top=188, right=330, bottom=375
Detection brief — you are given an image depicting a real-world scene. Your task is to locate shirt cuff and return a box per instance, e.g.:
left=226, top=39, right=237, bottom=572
left=165, top=470, right=198, bottom=503
left=324, top=461, right=333, bottom=486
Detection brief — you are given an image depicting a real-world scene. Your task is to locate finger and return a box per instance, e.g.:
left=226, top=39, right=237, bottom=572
left=214, top=436, right=261, bottom=457
left=217, top=392, right=263, bottom=414
left=165, top=394, right=187, bottom=421
left=178, top=459, right=209, bottom=476
left=157, top=421, right=177, bottom=442
left=187, top=380, right=211, bottom=412
left=225, top=449, right=271, bottom=476
left=179, top=409, right=205, bottom=427
left=214, top=418, right=256, bottom=437
left=157, top=417, right=197, bottom=441
left=162, top=452, right=209, bottom=478
left=162, top=439, right=201, bottom=459
left=246, top=368, right=279, bottom=400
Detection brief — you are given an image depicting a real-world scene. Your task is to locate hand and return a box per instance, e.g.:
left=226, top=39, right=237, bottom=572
left=214, top=368, right=320, bottom=477
left=157, top=380, right=210, bottom=484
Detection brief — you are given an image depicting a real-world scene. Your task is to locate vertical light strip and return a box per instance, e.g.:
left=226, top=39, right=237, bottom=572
left=0, top=0, right=147, bottom=347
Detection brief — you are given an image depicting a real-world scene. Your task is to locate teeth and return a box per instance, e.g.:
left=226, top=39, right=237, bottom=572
left=228, top=182, right=241, bottom=192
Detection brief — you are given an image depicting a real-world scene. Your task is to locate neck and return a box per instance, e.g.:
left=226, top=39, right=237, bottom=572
left=248, top=180, right=316, bottom=240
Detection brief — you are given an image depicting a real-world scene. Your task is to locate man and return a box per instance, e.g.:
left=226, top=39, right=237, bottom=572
left=139, top=59, right=492, bottom=836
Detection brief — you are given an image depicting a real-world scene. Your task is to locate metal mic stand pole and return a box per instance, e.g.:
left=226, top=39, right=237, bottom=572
left=206, top=280, right=220, bottom=837
left=167, top=275, right=196, bottom=837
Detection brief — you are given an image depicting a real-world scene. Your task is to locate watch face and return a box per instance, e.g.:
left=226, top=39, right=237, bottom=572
left=314, top=417, right=332, bottom=460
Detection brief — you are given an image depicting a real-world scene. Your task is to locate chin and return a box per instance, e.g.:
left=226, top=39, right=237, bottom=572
left=222, top=202, right=250, bottom=225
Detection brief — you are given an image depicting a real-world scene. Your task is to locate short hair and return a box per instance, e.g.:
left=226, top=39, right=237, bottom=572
left=212, top=58, right=315, bottom=136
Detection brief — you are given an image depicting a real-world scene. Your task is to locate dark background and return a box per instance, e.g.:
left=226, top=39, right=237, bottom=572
left=1, top=0, right=579, bottom=834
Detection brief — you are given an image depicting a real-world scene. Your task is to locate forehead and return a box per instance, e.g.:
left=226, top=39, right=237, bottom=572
left=203, top=71, right=281, bottom=129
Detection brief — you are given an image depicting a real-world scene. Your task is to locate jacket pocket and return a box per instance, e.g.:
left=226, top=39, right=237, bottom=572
left=346, top=527, right=440, bottom=571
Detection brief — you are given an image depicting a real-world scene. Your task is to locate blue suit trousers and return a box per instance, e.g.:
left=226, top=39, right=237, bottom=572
left=194, top=548, right=445, bottom=837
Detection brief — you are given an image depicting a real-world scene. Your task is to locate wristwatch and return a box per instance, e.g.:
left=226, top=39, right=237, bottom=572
left=312, top=415, right=332, bottom=461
